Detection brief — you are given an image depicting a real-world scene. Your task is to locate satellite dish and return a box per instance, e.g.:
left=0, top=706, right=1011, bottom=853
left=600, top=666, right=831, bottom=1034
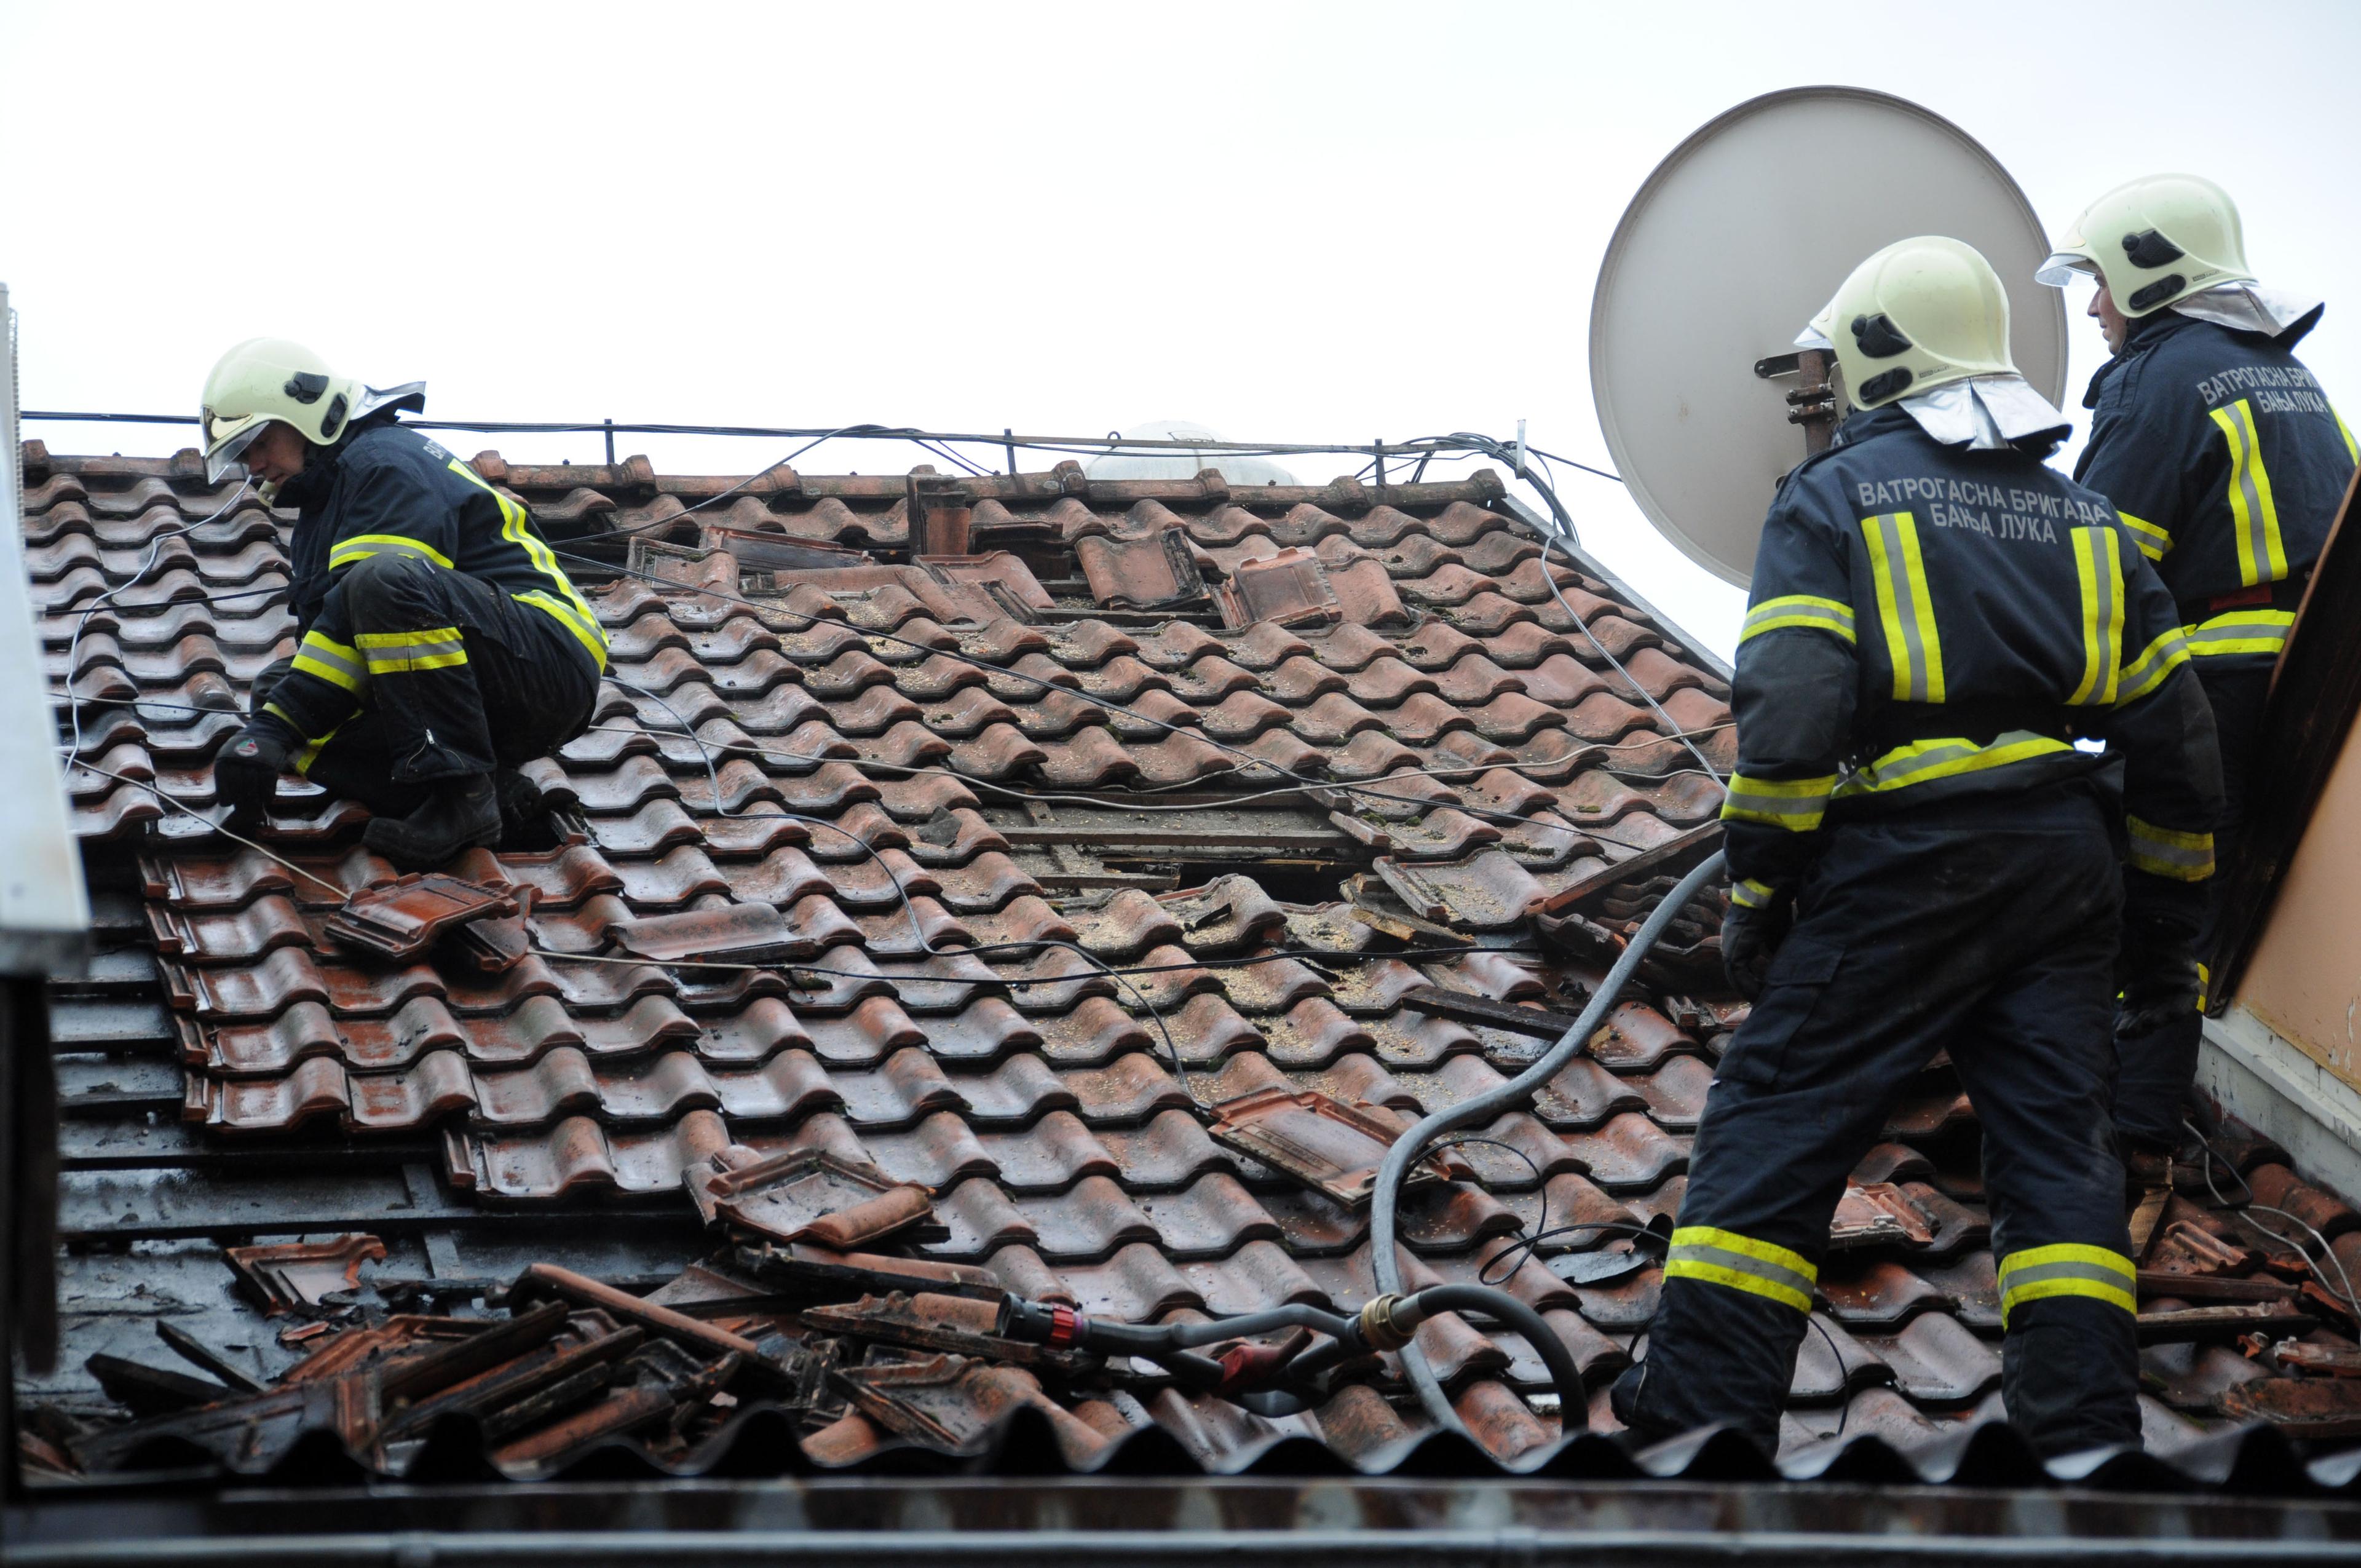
left=1590, top=86, right=2068, bottom=587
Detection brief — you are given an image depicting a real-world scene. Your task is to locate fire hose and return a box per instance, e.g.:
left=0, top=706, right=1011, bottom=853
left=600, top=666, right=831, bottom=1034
left=1371, top=849, right=1728, bottom=1435
left=998, top=849, right=1725, bottom=1433
left=996, top=1286, right=1585, bottom=1417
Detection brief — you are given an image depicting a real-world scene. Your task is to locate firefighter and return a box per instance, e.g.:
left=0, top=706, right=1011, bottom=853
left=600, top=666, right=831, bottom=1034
left=2036, top=175, right=2357, bottom=1165
left=1611, top=238, right=2222, bottom=1457
left=199, top=339, right=609, bottom=868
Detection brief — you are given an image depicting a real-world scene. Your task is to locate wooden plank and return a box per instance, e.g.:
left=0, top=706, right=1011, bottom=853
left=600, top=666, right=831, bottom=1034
left=2210, top=464, right=2361, bottom=1005
left=1400, top=985, right=1585, bottom=1040
left=2135, top=1270, right=2296, bottom=1304
left=997, top=825, right=1354, bottom=852
left=1536, top=821, right=1723, bottom=916
left=2134, top=1304, right=2316, bottom=1344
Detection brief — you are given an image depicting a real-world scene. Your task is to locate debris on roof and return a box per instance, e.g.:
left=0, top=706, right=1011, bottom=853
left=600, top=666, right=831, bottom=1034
left=21, top=440, right=2361, bottom=1491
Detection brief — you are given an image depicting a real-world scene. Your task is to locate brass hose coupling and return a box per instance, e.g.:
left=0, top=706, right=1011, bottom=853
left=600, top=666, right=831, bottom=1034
left=1357, top=1293, right=1423, bottom=1352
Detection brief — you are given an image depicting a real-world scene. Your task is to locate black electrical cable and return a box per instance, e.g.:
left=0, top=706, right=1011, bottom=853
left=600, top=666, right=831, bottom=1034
left=1387, top=431, right=1723, bottom=782
left=49, top=426, right=1713, bottom=841
left=558, top=546, right=1703, bottom=845
left=61, top=480, right=253, bottom=770
left=49, top=686, right=1726, bottom=854
left=2185, top=1119, right=2361, bottom=1320
left=597, top=676, right=1203, bottom=1114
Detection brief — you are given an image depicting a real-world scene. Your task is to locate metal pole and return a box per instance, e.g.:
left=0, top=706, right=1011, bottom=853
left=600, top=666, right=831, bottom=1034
left=1789, top=349, right=1840, bottom=454
left=1373, top=439, right=1385, bottom=490
left=603, top=419, right=615, bottom=467
left=1003, top=428, right=1018, bottom=476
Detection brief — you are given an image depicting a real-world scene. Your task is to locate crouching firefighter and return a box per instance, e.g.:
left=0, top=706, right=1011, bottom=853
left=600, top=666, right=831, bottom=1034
left=199, top=339, right=608, bottom=867
left=1610, top=238, right=2222, bottom=1457
left=2036, top=175, right=2358, bottom=1166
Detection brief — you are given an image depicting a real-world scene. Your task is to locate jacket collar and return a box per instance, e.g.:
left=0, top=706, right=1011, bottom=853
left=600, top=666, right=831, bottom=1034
left=274, top=410, right=409, bottom=510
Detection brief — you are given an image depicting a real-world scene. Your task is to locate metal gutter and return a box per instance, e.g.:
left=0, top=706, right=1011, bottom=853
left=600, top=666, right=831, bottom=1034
left=9, top=1477, right=2361, bottom=1564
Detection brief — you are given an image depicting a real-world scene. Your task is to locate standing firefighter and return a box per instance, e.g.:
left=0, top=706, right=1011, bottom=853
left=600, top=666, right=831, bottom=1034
left=1611, top=238, right=2221, bottom=1457
left=200, top=339, right=608, bottom=866
left=2037, top=176, right=2357, bottom=1164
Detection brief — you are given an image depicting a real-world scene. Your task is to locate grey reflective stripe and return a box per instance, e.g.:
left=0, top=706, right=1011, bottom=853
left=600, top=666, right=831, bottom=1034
left=363, top=636, right=466, bottom=668
left=2228, top=401, right=2273, bottom=582
left=2129, top=830, right=2210, bottom=871
left=336, top=539, right=442, bottom=564
left=2118, top=630, right=2186, bottom=694
left=2186, top=617, right=2290, bottom=651
left=2001, top=1258, right=2134, bottom=1301
left=1724, top=785, right=1827, bottom=818
left=1867, top=740, right=1978, bottom=788
left=2090, top=535, right=2119, bottom=697
left=1872, top=514, right=1933, bottom=700
left=295, top=641, right=367, bottom=686
left=1873, top=731, right=2049, bottom=790
left=1668, top=1240, right=1816, bottom=1300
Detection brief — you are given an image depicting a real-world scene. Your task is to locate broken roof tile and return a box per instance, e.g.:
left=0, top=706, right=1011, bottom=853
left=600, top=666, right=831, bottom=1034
left=68, top=450, right=2353, bottom=1481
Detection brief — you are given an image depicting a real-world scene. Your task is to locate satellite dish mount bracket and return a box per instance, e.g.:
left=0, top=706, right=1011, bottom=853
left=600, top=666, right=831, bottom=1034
left=1755, top=349, right=1842, bottom=456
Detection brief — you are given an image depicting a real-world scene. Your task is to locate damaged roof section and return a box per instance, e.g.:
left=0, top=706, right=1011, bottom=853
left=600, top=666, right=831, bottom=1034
left=24, top=440, right=2361, bottom=1485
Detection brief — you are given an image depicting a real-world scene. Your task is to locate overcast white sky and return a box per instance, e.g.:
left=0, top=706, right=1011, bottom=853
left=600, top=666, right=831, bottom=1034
left=6, top=1, right=2357, bottom=657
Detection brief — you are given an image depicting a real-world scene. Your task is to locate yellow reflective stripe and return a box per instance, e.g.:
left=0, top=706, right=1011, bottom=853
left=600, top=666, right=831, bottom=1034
left=355, top=627, right=466, bottom=649
left=326, top=533, right=456, bottom=571
left=1665, top=1226, right=1816, bottom=1315
left=2210, top=398, right=2287, bottom=586
left=2184, top=609, right=2294, bottom=659
left=264, top=702, right=349, bottom=776
left=290, top=630, right=367, bottom=694
left=2197, top=960, right=2211, bottom=1011
left=1730, top=877, right=1778, bottom=910
left=2127, top=815, right=2215, bottom=882
left=1996, top=1243, right=2136, bottom=1327
left=2118, top=510, right=2173, bottom=561
left=2068, top=526, right=2125, bottom=707
left=515, top=589, right=611, bottom=670
left=2335, top=406, right=2358, bottom=467
left=1833, top=732, right=2076, bottom=798
left=1861, top=512, right=1944, bottom=702
left=1741, top=595, right=1856, bottom=646
left=1719, top=772, right=1834, bottom=832
left=357, top=627, right=469, bottom=675
left=2115, top=627, right=2190, bottom=705
left=446, top=459, right=609, bottom=664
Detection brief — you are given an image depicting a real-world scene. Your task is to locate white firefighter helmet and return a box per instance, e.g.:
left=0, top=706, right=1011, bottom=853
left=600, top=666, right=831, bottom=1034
left=198, top=339, right=365, bottom=483
left=198, top=339, right=426, bottom=484
left=1809, top=236, right=2017, bottom=411
left=2035, top=174, right=2254, bottom=317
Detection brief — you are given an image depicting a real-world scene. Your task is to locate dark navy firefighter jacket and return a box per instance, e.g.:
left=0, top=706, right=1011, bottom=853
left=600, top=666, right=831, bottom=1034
left=261, top=419, right=609, bottom=740
left=2076, top=307, right=2357, bottom=668
left=1721, top=403, right=2223, bottom=922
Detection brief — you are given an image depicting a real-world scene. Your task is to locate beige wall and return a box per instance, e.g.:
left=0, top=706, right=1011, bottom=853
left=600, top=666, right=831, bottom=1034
left=2240, top=718, right=2361, bottom=1092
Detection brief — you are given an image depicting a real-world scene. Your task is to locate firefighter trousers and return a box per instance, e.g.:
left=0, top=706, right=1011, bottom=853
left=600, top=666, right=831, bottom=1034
left=1612, top=778, right=2141, bottom=1458
left=256, top=553, right=599, bottom=819
left=2111, top=662, right=2271, bottom=1149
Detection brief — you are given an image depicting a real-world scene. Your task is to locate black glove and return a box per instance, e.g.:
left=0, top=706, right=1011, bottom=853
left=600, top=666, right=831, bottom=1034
left=2116, top=905, right=2201, bottom=1037
left=1721, top=886, right=1793, bottom=1002
left=215, top=719, right=296, bottom=831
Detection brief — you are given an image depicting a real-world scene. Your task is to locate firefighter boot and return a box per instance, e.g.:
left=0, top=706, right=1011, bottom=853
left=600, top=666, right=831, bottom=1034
left=363, top=774, right=502, bottom=869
